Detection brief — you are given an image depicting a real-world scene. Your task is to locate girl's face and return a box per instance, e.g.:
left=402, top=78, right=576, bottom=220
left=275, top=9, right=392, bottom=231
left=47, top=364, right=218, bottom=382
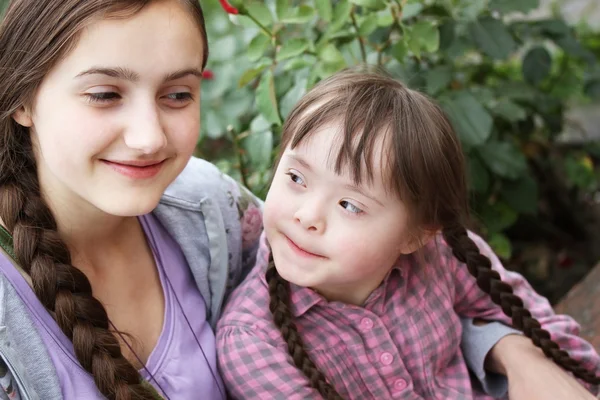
left=264, top=125, right=421, bottom=305
left=14, top=0, right=205, bottom=217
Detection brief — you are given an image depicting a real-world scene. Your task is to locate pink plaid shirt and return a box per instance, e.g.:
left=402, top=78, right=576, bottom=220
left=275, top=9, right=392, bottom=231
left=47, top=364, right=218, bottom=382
left=217, top=232, right=600, bottom=399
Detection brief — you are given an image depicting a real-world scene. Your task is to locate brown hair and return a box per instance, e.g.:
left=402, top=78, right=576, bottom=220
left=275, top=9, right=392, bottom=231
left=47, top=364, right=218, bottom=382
left=266, top=66, right=600, bottom=399
left=0, top=1, right=208, bottom=399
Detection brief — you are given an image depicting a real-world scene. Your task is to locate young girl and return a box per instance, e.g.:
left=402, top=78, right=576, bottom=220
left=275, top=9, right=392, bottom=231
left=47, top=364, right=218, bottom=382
left=216, top=68, right=600, bottom=399
left=0, top=2, right=526, bottom=399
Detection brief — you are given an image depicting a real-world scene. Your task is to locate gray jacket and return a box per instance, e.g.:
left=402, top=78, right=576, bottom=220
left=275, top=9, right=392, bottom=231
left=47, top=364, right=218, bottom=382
left=0, top=157, right=511, bottom=399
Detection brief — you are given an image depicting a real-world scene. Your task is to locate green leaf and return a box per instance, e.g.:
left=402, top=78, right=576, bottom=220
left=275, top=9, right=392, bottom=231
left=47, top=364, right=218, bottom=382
left=314, top=0, right=333, bottom=22
left=247, top=34, right=271, bottom=62
left=412, top=21, right=440, bottom=53
left=488, top=233, right=512, bottom=259
left=349, top=0, right=386, bottom=10
left=277, top=39, right=309, bottom=61
left=203, top=109, right=227, bottom=139
left=331, top=0, right=352, bottom=32
left=455, top=0, right=488, bottom=21
left=489, top=0, right=539, bottom=14
left=522, top=46, right=552, bottom=85
left=564, top=155, right=596, bottom=190
left=425, top=66, right=453, bottom=95
left=536, top=19, right=570, bottom=39
left=496, top=82, right=537, bottom=101
left=468, top=154, right=490, bottom=193
left=391, top=40, right=409, bottom=62
left=377, top=12, right=394, bottom=27
left=281, top=5, right=316, bottom=24
left=555, top=35, right=596, bottom=63
left=401, top=3, right=424, bottom=20
left=250, top=114, right=271, bottom=133
left=256, top=70, right=281, bottom=125
left=501, top=173, right=538, bottom=214
left=408, top=33, right=421, bottom=58
left=469, top=17, right=517, bottom=60
left=246, top=2, right=273, bottom=27
left=319, top=43, right=346, bottom=66
left=243, top=130, right=274, bottom=171
left=585, top=80, right=600, bottom=100
left=477, top=141, right=527, bottom=179
left=284, top=58, right=314, bottom=71
left=276, top=0, right=291, bottom=20
left=359, top=14, right=379, bottom=36
left=491, top=99, right=527, bottom=122
left=439, top=21, right=456, bottom=51
left=479, top=201, right=518, bottom=233
left=441, top=92, right=493, bottom=147
left=238, top=66, right=267, bottom=87
left=280, top=78, right=308, bottom=119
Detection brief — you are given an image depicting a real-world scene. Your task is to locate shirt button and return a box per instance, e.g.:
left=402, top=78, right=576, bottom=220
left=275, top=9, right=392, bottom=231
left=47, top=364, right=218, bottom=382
left=360, top=317, right=373, bottom=330
left=380, top=352, right=393, bottom=365
left=394, top=379, right=407, bottom=391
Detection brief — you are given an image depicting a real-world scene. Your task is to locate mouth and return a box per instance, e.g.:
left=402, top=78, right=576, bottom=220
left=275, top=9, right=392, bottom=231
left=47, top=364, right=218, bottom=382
left=100, top=159, right=167, bottom=179
left=284, top=234, right=326, bottom=259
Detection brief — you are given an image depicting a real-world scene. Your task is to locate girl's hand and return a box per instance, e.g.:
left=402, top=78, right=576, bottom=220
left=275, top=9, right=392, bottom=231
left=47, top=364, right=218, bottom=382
left=487, top=334, right=596, bottom=400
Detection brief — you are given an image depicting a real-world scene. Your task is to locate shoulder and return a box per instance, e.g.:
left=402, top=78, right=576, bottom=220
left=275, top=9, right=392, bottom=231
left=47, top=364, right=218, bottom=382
left=217, top=259, right=273, bottom=332
left=162, top=157, right=236, bottom=204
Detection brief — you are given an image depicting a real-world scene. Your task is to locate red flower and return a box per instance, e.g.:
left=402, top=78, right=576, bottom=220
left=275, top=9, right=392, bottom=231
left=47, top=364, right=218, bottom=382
left=219, top=0, right=239, bottom=15
left=202, top=69, right=214, bottom=80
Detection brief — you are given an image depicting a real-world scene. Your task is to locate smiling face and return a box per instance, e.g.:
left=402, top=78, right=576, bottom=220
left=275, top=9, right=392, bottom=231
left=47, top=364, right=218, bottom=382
left=13, top=0, right=205, bottom=217
left=263, top=124, right=419, bottom=305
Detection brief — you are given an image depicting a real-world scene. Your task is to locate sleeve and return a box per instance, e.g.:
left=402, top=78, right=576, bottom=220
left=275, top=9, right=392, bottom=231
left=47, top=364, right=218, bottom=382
left=460, top=318, right=519, bottom=398
left=0, top=358, right=22, bottom=400
left=451, top=231, right=600, bottom=395
left=223, top=174, right=265, bottom=284
left=217, top=325, right=323, bottom=400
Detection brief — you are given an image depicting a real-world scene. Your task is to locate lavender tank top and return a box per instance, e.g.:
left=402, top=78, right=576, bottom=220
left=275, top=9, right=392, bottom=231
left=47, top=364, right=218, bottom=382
left=0, top=213, right=225, bottom=399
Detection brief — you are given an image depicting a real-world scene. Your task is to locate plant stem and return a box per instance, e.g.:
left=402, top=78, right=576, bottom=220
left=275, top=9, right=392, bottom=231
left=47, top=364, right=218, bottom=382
left=350, top=7, right=367, bottom=63
left=246, top=13, right=274, bottom=39
left=229, top=126, right=251, bottom=190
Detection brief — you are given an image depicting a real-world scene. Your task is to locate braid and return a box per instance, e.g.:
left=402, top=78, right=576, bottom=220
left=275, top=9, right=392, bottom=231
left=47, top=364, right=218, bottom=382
left=442, top=225, right=600, bottom=385
left=266, top=261, right=344, bottom=400
left=0, top=167, right=156, bottom=399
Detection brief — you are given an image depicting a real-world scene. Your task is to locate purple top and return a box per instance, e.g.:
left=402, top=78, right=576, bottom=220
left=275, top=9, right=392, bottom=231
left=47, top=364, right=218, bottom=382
left=0, top=213, right=225, bottom=399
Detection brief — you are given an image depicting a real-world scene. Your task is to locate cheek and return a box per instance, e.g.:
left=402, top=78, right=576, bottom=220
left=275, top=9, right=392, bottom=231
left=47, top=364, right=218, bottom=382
left=164, top=108, right=199, bottom=153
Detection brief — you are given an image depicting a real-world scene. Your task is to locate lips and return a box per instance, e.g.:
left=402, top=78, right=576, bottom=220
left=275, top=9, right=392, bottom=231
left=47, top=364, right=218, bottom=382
left=101, top=159, right=166, bottom=179
left=284, top=234, right=326, bottom=259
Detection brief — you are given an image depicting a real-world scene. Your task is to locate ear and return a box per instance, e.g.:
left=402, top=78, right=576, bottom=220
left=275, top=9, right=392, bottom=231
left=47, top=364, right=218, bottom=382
left=398, top=228, right=439, bottom=255
left=12, top=106, right=33, bottom=127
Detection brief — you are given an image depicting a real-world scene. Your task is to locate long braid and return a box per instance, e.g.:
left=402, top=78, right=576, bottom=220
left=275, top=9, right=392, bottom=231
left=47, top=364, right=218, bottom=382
left=443, top=225, right=600, bottom=385
left=0, top=160, right=156, bottom=399
left=266, top=261, right=344, bottom=400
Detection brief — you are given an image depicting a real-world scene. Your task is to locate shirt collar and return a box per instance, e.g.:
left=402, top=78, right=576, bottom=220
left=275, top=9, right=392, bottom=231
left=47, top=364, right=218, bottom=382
left=287, top=257, right=410, bottom=317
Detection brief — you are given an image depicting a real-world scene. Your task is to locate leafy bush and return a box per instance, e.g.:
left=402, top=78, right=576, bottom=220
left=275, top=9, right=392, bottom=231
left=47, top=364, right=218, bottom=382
left=200, top=0, right=600, bottom=292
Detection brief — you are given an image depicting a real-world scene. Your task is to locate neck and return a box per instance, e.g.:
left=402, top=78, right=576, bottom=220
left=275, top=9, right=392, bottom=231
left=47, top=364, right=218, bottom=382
left=42, top=188, right=142, bottom=269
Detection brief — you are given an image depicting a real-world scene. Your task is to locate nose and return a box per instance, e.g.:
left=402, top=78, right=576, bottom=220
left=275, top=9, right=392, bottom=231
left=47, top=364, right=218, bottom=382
left=294, top=200, right=326, bottom=233
left=123, top=100, right=167, bottom=154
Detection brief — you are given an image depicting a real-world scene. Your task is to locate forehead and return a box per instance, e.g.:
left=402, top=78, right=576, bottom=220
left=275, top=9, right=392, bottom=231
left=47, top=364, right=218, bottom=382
left=50, top=1, right=204, bottom=81
left=286, top=123, right=393, bottom=193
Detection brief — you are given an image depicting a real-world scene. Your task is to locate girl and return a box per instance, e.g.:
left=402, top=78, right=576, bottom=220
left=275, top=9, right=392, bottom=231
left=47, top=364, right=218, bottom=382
left=0, top=1, right=523, bottom=399
left=216, top=67, right=600, bottom=399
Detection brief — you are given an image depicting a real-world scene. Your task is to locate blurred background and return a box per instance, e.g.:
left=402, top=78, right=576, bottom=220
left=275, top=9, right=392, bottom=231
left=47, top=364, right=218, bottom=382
left=199, top=0, right=600, bottom=306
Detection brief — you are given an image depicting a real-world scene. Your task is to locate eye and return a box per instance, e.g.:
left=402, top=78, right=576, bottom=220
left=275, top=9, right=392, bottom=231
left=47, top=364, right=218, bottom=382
left=84, top=92, right=121, bottom=103
left=339, top=200, right=363, bottom=214
left=165, top=92, right=194, bottom=102
left=285, top=171, right=305, bottom=186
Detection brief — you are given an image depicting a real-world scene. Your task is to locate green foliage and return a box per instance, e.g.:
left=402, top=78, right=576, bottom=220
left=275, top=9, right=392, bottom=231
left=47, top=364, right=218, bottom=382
left=200, top=0, right=600, bottom=257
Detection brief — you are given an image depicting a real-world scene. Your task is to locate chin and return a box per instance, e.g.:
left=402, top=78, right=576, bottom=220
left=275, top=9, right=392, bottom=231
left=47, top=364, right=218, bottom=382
left=97, top=193, right=162, bottom=217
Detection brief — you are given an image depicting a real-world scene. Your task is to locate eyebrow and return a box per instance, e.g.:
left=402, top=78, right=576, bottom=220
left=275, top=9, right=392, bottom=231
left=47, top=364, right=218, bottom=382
left=75, top=67, right=202, bottom=83
left=286, top=154, right=384, bottom=207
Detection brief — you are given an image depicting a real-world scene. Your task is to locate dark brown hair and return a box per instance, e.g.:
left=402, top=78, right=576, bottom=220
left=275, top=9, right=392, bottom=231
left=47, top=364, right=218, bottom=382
left=266, top=66, right=600, bottom=399
left=0, top=1, right=208, bottom=399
